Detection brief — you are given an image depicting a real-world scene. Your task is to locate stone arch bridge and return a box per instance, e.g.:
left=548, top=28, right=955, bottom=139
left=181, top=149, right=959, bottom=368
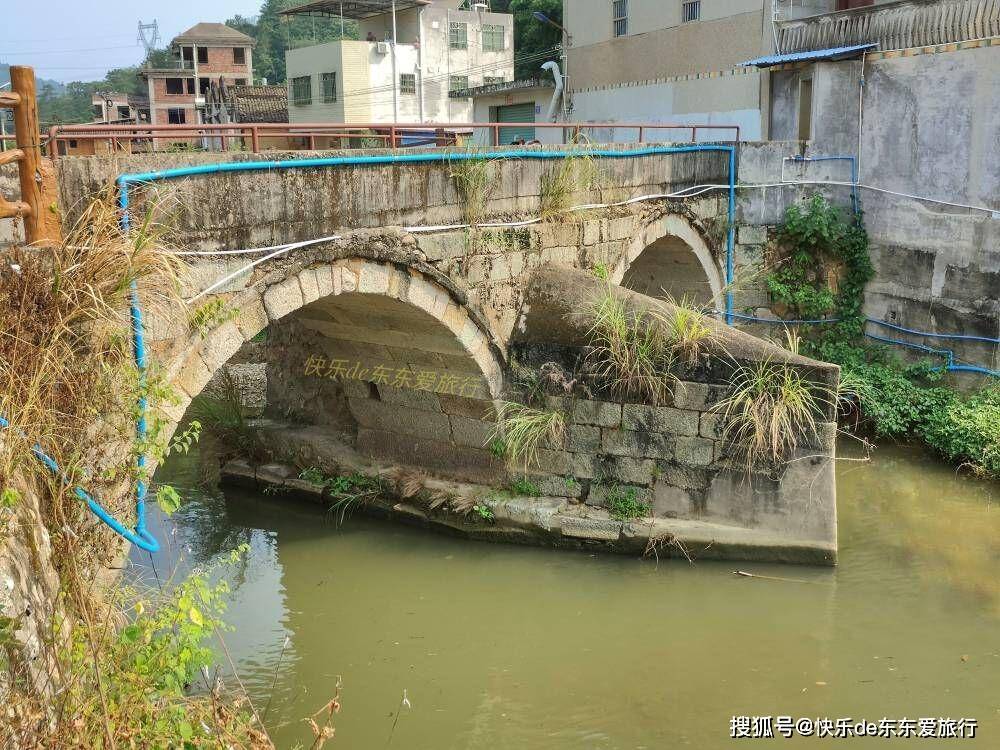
left=53, top=145, right=838, bottom=563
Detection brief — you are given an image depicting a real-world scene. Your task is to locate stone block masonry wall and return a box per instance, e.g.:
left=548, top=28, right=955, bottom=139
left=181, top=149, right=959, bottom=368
left=53, top=144, right=731, bottom=252
left=509, top=267, right=840, bottom=561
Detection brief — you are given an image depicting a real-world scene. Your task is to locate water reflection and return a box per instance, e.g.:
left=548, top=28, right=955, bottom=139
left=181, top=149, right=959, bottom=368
left=141, top=441, right=1000, bottom=748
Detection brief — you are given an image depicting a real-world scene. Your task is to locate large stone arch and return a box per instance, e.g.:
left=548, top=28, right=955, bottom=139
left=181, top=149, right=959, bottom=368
left=612, top=213, right=723, bottom=306
left=159, top=258, right=506, bottom=480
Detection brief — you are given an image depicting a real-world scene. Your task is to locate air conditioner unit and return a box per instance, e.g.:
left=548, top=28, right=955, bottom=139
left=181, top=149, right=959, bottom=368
left=375, top=41, right=390, bottom=55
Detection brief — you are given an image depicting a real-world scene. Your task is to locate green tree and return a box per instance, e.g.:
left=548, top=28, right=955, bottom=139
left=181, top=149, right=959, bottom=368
left=228, top=0, right=356, bottom=85
left=501, top=0, right=563, bottom=79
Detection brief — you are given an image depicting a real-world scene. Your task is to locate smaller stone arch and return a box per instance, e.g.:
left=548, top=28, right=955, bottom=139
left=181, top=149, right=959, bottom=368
left=612, top=214, right=723, bottom=306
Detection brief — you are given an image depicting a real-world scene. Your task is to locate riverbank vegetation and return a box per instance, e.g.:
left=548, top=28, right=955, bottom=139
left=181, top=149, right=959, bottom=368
left=766, top=193, right=998, bottom=479
left=0, top=196, right=283, bottom=747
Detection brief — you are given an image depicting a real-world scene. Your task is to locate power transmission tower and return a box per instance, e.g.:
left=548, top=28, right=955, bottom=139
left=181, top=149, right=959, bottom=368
left=137, top=20, right=161, bottom=58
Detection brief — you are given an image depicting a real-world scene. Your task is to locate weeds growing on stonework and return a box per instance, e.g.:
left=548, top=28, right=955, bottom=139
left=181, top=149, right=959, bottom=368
left=488, top=401, right=566, bottom=472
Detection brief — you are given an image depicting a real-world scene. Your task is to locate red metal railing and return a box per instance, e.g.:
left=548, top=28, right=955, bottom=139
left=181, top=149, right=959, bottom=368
left=28, top=121, right=741, bottom=160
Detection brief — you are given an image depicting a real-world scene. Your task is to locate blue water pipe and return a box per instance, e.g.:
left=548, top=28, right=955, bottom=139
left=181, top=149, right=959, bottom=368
left=787, top=154, right=859, bottom=216
left=714, top=311, right=999, bottom=378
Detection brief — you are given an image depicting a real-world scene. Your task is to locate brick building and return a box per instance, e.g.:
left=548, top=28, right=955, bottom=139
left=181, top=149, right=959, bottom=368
left=139, top=22, right=255, bottom=135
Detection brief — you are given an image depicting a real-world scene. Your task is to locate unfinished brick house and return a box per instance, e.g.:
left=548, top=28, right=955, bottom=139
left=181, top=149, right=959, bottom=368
left=139, top=22, right=255, bottom=144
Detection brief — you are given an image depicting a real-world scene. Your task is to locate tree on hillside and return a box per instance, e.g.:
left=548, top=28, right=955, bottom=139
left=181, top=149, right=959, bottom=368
left=36, top=49, right=174, bottom=124
left=228, top=0, right=357, bottom=85
left=496, top=0, right=563, bottom=79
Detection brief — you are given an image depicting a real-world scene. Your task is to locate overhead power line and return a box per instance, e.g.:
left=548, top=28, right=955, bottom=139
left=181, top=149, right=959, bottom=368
left=0, top=44, right=139, bottom=57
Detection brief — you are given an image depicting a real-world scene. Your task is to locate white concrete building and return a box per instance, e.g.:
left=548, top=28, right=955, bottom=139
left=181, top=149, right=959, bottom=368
left=282, top=0, right=514, bottom=125
left=562, top=1, right=902, bottom=141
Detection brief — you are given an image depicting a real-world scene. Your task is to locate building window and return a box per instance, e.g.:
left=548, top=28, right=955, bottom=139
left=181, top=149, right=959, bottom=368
left=167, top=108, right=186, bottom=124
left=234, top=47, right=246, bottom=65
left=233, top=78, right=247, bottom=86
left=449, top=75, right=469, bottom=92
left=484, top=76, right=505, bottom=86
left=165, top=77, right=184, bottom=95
left=292, top=75, right=312, bottom=105
left=68, top=139, right=78, bottom=149
left=117, top=105, right=130, bottom=119
left=322, top=72, right=337, bottom=102
left=449, top=22, right=468, bottom=49
left=482, top=24, right=505, bottom=51
left=682, top=1, right=700, bottom=22
left=199, top=78, right=211, bottom=95
left=197, top=46, right=208, bottom=64
left=92, top=104, right=103, bottom=118
left=612, top=0, right=628, bottom=37
left=399, top=73, right=416, bottom=94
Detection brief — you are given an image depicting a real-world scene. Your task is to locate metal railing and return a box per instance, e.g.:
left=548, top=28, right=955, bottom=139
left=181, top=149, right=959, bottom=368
left=35, top=120, right=741, bottom=159
left=776, top=0, right=1000, bottom=53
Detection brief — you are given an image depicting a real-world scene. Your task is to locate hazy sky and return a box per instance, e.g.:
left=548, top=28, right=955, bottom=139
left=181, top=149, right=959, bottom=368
left=2, top=0, right=260, bottom=83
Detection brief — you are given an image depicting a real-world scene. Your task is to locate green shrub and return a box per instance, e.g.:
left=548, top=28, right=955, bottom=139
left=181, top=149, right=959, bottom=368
left=508, top=477, right=541, bottom=496
left=920, top=387, right=1000, bottom=478
left=766, top=194, right=873, bottom=324
left=606, top=485, right=651, bottom=521
left=811, top=338, right=999, bottom=478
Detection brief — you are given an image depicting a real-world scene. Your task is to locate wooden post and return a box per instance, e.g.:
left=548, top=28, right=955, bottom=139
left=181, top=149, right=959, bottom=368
left=10, top=66, right=61, bottom=245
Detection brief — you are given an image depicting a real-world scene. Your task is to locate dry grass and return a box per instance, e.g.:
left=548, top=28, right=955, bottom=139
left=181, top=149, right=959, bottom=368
left=539, top=144, right=601, bottom=220
left=716, top=357, right=833, bottom=474
left=655, top=294, right=715, bottom=365
left=449, top=153, right=497, bottom=226
left=585, top=284, right=677, bottom=405
left=0, top=193, right=286, bottom=749
left=488, top=400, right=566, bottom=473
left=0, top=190, right=183, bottom=554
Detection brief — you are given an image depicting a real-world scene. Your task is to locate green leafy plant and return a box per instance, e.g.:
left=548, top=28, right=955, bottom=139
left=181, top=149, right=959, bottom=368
left=586, top=284, right=677, bottom=405
left=488, top=437, right=508, bottom=459
left=488, top=401, right=566, bottom=472
left=508, top=477, right=541, bottom=496
left=472, top=503, right=496, bottom=523
left=167, top=419, right=201, bottom=457
left=1, top=486, right=19, bottom=508
left=813, top=339, right=1000, bottom=478
left=606, top=485, right=651, bottom=521
left=189, top=298, right=237, bottom=337
left=765, top=194, right=873, bottom=326
left=299, top=467, right=385, bottom=525
left=155, top=484, right=183, bottom=515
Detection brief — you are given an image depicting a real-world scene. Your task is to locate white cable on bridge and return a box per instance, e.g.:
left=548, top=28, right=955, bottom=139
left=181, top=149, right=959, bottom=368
left=400, top=184, right=723, bottom=234
left=695, top=180, right=997, bottom=215
left=186, top=235, right=342, bottom=304
left=182, top=178, right=992, bottom=302
left=172, top=233, right=345, bottom=257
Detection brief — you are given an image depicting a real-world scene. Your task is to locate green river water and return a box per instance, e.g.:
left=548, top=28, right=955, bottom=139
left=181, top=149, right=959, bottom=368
left=144, top=440, right=1000, bottom=748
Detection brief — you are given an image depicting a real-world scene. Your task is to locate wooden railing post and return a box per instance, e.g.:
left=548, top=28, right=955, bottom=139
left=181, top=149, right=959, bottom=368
left=6, top=66, right=61, bottom=245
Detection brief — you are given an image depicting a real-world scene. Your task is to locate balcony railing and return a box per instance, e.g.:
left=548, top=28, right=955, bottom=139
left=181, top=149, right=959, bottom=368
left=776, top=0, right=1000, bottom=53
